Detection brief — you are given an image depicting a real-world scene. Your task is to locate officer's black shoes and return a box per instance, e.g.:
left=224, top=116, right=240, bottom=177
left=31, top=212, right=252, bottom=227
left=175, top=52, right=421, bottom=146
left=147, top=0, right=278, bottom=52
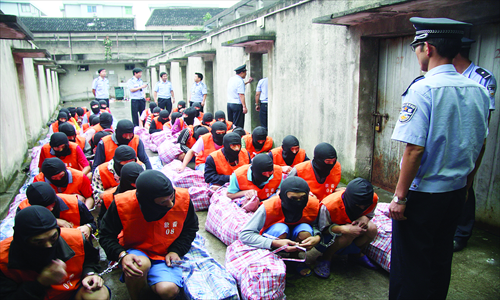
left=453, top=240, right=467, bottom=252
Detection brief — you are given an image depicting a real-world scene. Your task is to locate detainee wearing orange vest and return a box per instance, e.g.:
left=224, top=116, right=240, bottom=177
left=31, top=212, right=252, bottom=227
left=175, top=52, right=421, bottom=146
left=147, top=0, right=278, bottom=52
left=35, top=158, right=95, bottom=210
left=242, top=126, right=274, bottom=159
left=149, top=109, right=169, bottom=134
left=240, top=177, right=321, bottom=276
left=211, top=110, right=234, bottom=131
left=204, top=132, right=251, bottom=187
left=18, top=182, right=96, bottom=241
left=99, top=170, right=198, bottom=300
left=92, top=119, right=152, bottom=172
left=91, top=145, right=138, bottom=204
left=227, top=153, right=283, bottom=202
left=58, top=122, right=92, bottom=158
left=82, top=112, right=113, bottom=145
left=289, top=142, right=342, bottom=201
left=176, top=121, right=227, bottom=173
left=314, top=178, right=379, bottom=278
left=269, top=135, right=309, bottom=174
left=0, top=206, right=110, bottom=300
left=48, top=111, right=69, bottom=135
left=39, top=133, right=91, bottom=178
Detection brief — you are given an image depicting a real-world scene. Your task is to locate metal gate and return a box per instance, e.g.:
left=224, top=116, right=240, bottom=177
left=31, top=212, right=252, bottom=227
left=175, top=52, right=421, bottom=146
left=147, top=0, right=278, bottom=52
left=371, top=36, right=421, bottom=192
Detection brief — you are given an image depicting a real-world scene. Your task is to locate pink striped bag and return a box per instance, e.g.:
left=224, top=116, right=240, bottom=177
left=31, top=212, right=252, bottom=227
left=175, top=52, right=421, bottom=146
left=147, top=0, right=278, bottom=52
left=134, top=127, right=152, bottom=150
left=365, top=203, right=392, bottom=272
left=158, top=140, right=183, bottom=164
left=188, top=186, right=214, bottom=211
left=30, top=146, right=43, bottom=172
left=205, top=187, right=254, bottom=246
left=225, top=240, right=286, bottom=300
left=150, top=131, right=167, bottom=147
left=160, top=160, right=207, bottom=189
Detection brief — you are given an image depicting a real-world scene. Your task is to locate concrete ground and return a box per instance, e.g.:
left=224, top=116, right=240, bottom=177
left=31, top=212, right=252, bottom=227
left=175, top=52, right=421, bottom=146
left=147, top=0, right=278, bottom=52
left=54, top=100, right=497, bottom=299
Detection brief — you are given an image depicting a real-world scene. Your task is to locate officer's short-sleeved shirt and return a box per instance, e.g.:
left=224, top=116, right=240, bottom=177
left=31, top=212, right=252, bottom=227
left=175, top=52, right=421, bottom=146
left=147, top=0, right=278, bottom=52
left=92, top=77, right=109, bottom=98
left=256, top=78, right=268, bottom=103
left=462, top=62, right=496, bottom=111
left=154, top=80, right=173, bottom=98
left=391, top=64, right=490, bottom=193
left=227, top=75, right=245, bottom=104
left=127, top=77, right=144, bottom=100
left=190, top=82, right=207, bottom=103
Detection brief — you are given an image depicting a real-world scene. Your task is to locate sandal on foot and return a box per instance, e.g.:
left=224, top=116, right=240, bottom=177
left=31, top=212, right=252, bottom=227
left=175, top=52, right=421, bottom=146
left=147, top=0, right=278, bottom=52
left=314, top=260, right=331, bottom=278
left=296, top=262, right=312, bottom=277
left=354, top=255, right=378, bottom=270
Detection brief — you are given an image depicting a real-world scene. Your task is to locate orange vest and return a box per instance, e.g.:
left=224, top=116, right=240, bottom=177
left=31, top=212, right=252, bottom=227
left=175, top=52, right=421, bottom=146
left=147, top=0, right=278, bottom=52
left=0, top=228, right=85, bottom=300
left=210, top=120, right=233, bottom=131
left=51, top=122, right=60, bottom=133
left=101, top=135, right=140, bottom=163
left=234, top=164, right=282, bottom=200
left=40, top=142, right=82, bottom=170
left=115, top=189, right=190, bottom=260
left=185, top=125, right=196, bottom=148
left=209, top=148, right=250, bottom=175
left=195, top=133, right=220, bottom=166
left=18, top=194, right=81, bottom=227
left=243, top=135, right=274, bottom=158
left=85, top=111, right=91, bottom=121
left=294, top=161, right=342, bottom=201
left=82, top=123, right=90, bottom=133
left=321, top=191, right=378, bottom=224
left=75, top=135, right=86, bottom=151
left=153, top=117, right=163, bottom=131
left=91, top=124, right=104, bottom=133
left=270, top=147, right=306, bottom=167
left=196, top=112, right=204, bottom=122
left=34, top=168, right=86, bottom=196
left=100, top=108, right=111, bottom=113
left=260, top=195, right=320, bottom=234
left=101, top=187, right=118, bottom=209
left=97, top=162, right=119, bottom=190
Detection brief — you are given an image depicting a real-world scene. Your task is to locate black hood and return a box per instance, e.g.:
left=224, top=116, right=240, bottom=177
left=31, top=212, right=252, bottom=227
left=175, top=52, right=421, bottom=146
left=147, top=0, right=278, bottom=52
left=312, top=143, right=337, bottom=179
left=343, top=178, right=374, bottom=222
left=193, top=126, right=209, bottom=140
left=280, top=176, right=310, bottom=223
left=112, top=145, right=137, bottom=176
left=99, top=100, right=108, bottom=110
left=222, top=132, right=242, bottom=163
left=149, top=102, right=157, bottom=111
left=26, top=182, right=58, bottom=207
left=183, top=107, right=196, bottom=126
left=159, top=110, right=170, bottom=124
left=41, top=158, right=68, bottom=188
left=251, top=153, right=274, bottom=187
left=90, top=116, right=100, bottom=126
left=115, top=162, right=144, bottom=194
left=76, top=107, right=84, bottom=117
left=282, top=135, right=300, bottom=166
left=214, top=110, right=226, bottom=123
left=202, top=112, right=213, bottom=125
left=90, top=100, right=100, bottom=114
left=58, top=123, right=76, bottom=141
left=211, top=121, right=227, bottom=146
left=99, top=112, right=113, bottom=129
left=57, top=111, right=68, bottom=126
left=177, top=101, right=186, bottom=111
left=92, top=131, right=111, bottom=149
left=251, top=126, right=268, bottom=151
left=171, top=112, right=182, bottom=125
left=115, top=120, right=135, bottom=145
left=193, top=102, right=202, bottom=117
left=136, top=170, right=175, bottom=222
left=49, top=132, right=71, bottom=157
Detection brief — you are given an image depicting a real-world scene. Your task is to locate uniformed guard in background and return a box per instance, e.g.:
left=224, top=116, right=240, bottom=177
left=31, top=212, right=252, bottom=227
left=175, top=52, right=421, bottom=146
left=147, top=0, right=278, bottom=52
left=104, top=36, right=112, bottom=60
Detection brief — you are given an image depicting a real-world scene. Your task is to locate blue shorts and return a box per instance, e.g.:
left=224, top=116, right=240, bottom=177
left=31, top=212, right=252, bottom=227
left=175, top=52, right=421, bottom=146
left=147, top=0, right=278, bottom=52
left=119, top=249, right=183, bottom=287
left=195, top=164, right=205, bottom=172
left=315, top=233, right=362, bottom=254
left=264, top=223, right=313, bottom=240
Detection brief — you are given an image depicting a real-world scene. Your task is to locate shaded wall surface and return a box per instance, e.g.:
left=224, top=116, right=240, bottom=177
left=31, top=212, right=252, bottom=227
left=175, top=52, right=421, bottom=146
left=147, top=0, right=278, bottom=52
left=0, top=39, right=59, bottom=193
left=147, top=0, right=500, bottom=230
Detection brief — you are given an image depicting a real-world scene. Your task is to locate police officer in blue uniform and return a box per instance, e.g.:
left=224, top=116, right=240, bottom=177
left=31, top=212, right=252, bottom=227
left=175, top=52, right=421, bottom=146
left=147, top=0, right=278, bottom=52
left=452, top=37, right=497, bottom=252
left=127, top=68, right=148, bottom=127
left=226, top=64, right=253, bottom=128
left=92, top=68, right=110, bottom=107
left=154, top=72, right=175, bottom=113
left=389, top=17, right=490, bottom=300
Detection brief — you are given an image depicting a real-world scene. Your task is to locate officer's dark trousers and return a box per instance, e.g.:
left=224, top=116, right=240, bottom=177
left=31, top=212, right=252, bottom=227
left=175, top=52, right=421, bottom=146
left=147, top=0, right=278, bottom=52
left=454, top=185, right=475, bottom=244
left=158, top=97, right=172, bottom=114
left=259, top=102, right=268, bottom=129
left=131, top=98, right=145, bottom=127
left=389, top=188, right=466, bottom=300
left=227, top=103, right=244, bottom=128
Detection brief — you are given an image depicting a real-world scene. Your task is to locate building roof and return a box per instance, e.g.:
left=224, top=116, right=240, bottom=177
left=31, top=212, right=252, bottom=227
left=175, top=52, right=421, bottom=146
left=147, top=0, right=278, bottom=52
left=145, top=7, right=224, bottom=27
left=20, top=17, right=135, bottom=32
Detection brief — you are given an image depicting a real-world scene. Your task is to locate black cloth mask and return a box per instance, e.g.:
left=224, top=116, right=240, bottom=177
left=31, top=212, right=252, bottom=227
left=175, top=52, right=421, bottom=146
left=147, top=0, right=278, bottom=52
left=171, top=112, right=182, bottom=125
left=99, top=100, right=107, bottom=109
left=76, top=107, right=84, bottom=117
left=92, top=131, right=111, bottom=149
left=136, top=170, right=176, bottom=222
left=193, top=126, right=209, bottom=140
left=312, top=142, right=337, bottom=179
left=99, top=112, right=113, bottom=129
left=282, top=135, right=300, bottom=166
left=193, top=102, right=202, bottom=118
left=149, top=102, right=157, bottom=111
left=211, top=122, right=226, bottom=146
left=232, top=127, right=246, bottom=138
left=50, top=133, right=71, bottom=157
left=42, top=158, right=69, bottom=188
left=159, top=110, right=170, bottom=124
left=115, top=162, right=144, bottom=194
left=68, top=107, right=76, bottom=118
left=115, top=120, right=135, bottom=145
left=90, top=100, right=100, bottom=114
left=90, top=116, right=100, bottom=126
left=214, top=111, right=226, bottom=124
left=251, top=126, right=268, bottom=151
left=153, top=107, right=162, bottom=117
left=58, top=123, right=76, bottom=142
left=113, top=145, right=137, bottom=176
left=177, top=101, right=186, bottom=110
left=280, top=176, right=310, bottom=223
left=222, top=132, right=241, bottom=163
left=10, top=206, right=61, bottom=273
left=57, top=111, right=68, bottom=126
left=202, top=113, right=213, bottom=125
left=343, top=178, right=374, bottom=222
left=183, top=107, right=196, bottom=126
left=251, top=154, right=274, bottom=187
left=26, top=182, right=57, bottom=207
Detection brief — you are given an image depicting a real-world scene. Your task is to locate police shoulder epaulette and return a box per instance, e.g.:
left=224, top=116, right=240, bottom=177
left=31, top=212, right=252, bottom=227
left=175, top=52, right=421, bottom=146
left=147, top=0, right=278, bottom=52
left=475, top=68, right=491, bottom=79
left=402, top=75, right=425, bottom=96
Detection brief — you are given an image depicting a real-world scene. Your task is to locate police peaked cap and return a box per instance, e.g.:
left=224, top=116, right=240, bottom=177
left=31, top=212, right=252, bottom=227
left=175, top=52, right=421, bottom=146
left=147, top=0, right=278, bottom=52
left=410, top=17, right=471, bottom=46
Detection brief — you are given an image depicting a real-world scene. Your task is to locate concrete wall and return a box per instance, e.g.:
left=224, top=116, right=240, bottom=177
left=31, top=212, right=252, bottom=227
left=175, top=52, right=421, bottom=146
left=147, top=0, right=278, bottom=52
left=58, top=63, right=150, bottom=102
left=0, top=39, right=59, bottom=193
left=147, top=0, right=500, bottom=230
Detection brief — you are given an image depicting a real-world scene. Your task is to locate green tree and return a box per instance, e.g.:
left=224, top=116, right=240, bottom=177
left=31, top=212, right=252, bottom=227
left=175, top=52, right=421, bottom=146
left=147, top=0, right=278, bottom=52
left=203, top=12, right=212, bottom=22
